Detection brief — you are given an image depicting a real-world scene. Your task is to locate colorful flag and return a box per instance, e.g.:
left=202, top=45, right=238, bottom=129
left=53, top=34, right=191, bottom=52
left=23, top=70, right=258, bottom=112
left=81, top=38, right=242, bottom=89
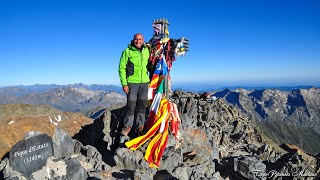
left=125, top=99, right=169, bottom=150
left=170, top=102, right=181, bottom=140
left=149, top=57, right=168, bottom=90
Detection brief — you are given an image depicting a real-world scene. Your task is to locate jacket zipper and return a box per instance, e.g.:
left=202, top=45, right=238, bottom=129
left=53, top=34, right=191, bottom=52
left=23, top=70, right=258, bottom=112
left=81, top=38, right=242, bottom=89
left=140, top=50, right=143, bottom=83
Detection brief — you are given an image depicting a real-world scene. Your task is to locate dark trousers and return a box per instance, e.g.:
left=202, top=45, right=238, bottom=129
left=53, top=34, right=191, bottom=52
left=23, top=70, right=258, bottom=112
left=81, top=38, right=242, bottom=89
left=123, top=83, right=148, bottom=129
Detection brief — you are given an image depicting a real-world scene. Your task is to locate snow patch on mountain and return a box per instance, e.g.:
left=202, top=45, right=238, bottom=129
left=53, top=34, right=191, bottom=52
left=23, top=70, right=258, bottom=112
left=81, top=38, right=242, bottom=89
left=73, top=87, right=103, bottom=99
left=49, top=115, right=62, bottom=126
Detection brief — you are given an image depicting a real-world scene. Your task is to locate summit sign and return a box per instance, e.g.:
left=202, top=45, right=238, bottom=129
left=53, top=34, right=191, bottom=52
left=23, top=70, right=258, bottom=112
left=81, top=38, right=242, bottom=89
left=9, top=134, right=53, bottom=177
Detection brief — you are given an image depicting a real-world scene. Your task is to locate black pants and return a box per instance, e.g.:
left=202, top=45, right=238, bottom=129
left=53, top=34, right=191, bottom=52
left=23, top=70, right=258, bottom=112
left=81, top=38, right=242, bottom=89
left=123, top=83, right=148, bottom=128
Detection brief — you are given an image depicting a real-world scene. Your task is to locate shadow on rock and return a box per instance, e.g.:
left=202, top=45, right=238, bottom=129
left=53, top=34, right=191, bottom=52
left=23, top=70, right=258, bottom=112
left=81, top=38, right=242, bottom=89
left=73, top=108, right=111, bottom=164
left=112, top=170, right=134, bottom=179
left=73, top=105, right=127, bottom=167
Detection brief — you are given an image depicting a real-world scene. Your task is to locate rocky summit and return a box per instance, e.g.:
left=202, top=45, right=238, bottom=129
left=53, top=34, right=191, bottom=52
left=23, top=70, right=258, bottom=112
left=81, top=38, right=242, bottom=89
left=1, top=90, right=320, bottom=179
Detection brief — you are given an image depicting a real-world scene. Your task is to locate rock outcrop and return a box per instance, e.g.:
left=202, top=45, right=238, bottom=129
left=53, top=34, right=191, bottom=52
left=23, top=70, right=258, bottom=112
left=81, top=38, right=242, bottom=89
left=99, top=90, right=320, bottom=179
left=0, top=129, right=116, bottom=179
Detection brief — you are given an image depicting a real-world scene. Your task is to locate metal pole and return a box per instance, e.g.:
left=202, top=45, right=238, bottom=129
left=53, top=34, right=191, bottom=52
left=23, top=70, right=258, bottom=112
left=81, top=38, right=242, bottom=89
left=165, top=73, right=169, bottom=99
left=163, top=18, right=169, bottom=99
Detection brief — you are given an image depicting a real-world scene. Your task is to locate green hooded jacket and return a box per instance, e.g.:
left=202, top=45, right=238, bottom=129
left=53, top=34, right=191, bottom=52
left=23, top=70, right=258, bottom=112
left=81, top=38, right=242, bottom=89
left=118, top=43, right=150, bottom=86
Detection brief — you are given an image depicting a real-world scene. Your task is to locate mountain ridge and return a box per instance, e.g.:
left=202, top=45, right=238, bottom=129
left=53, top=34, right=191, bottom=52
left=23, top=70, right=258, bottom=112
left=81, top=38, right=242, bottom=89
left=211, top=86, right=320, bottom=154
left=0, top=84, right=125, bottom=112
left=0, top=83, right=124, bottom=96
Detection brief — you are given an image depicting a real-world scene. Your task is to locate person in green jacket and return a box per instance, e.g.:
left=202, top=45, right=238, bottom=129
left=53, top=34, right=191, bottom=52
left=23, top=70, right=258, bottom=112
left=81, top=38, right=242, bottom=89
left=118, top=33, right=150, bottom=137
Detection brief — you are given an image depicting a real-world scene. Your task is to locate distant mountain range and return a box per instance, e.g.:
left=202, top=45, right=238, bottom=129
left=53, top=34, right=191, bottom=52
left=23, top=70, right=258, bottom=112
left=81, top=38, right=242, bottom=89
left=211, top=87, right=320, bottom=154
left=173, top=83, right=319, bottom=92
left=0, top=83, right=124, bottom=96
left=0, top=83, right=125, bottom=112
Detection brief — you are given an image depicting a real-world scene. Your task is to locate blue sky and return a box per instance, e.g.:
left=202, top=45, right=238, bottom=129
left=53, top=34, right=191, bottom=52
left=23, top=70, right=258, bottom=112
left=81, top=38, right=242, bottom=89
left=1, top=0, right=319, bottom=88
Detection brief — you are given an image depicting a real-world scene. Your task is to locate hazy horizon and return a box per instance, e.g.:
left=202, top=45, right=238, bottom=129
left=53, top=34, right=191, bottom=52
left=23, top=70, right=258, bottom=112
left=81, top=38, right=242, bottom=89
left=1, top=81, right=319, bottom=92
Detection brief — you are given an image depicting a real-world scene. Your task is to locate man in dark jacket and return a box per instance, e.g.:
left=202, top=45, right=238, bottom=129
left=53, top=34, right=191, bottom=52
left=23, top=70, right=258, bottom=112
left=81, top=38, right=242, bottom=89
left=118, top=33, right=150, bottom=137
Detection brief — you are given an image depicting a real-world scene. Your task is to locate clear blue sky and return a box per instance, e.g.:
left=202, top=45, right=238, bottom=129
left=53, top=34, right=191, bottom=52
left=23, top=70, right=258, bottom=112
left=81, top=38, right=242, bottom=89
left=1, top=0, right=320, bottom=87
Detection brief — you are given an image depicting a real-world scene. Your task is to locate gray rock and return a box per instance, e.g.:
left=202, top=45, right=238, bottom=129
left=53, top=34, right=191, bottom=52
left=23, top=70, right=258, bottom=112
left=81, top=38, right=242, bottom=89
left=159, top=146, right=182, bottom=174
left=31, top=156, right=87, bottom=180
left=0, top=158, right=7, bottom=171
left=73, top=139, right=85, bottom=154
left=189, top=162, right=215, bottom=179
left=172, top=166, right=189, bottom=180
left=65, top=158, right=88, bottom=180
left=114, top=148, right=149, bottom=171
left=212, top=171, right=224, bottom=180
left=233, top=156, right=266, bottom=180
left=9, top=133, right=54, bottom=177
left=31, top=156, right=67, bottom=179
left=52, top=128, right=74, bottom=158
left=83, top=145, right=109, bottom=171
left=24, top=131, right=43, bottom=140
left=134, top=169, right=154, bottom=180
left=2, top=158, right=26, bottom=179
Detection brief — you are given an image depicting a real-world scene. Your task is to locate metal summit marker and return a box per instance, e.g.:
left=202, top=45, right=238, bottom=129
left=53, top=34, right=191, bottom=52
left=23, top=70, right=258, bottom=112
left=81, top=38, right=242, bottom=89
left=9, top=134, right=54, bottom=177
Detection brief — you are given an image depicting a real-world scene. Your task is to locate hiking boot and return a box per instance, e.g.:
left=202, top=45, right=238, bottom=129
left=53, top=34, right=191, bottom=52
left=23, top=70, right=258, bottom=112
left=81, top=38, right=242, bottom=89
left=121, top=126, right=131, bottom=136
